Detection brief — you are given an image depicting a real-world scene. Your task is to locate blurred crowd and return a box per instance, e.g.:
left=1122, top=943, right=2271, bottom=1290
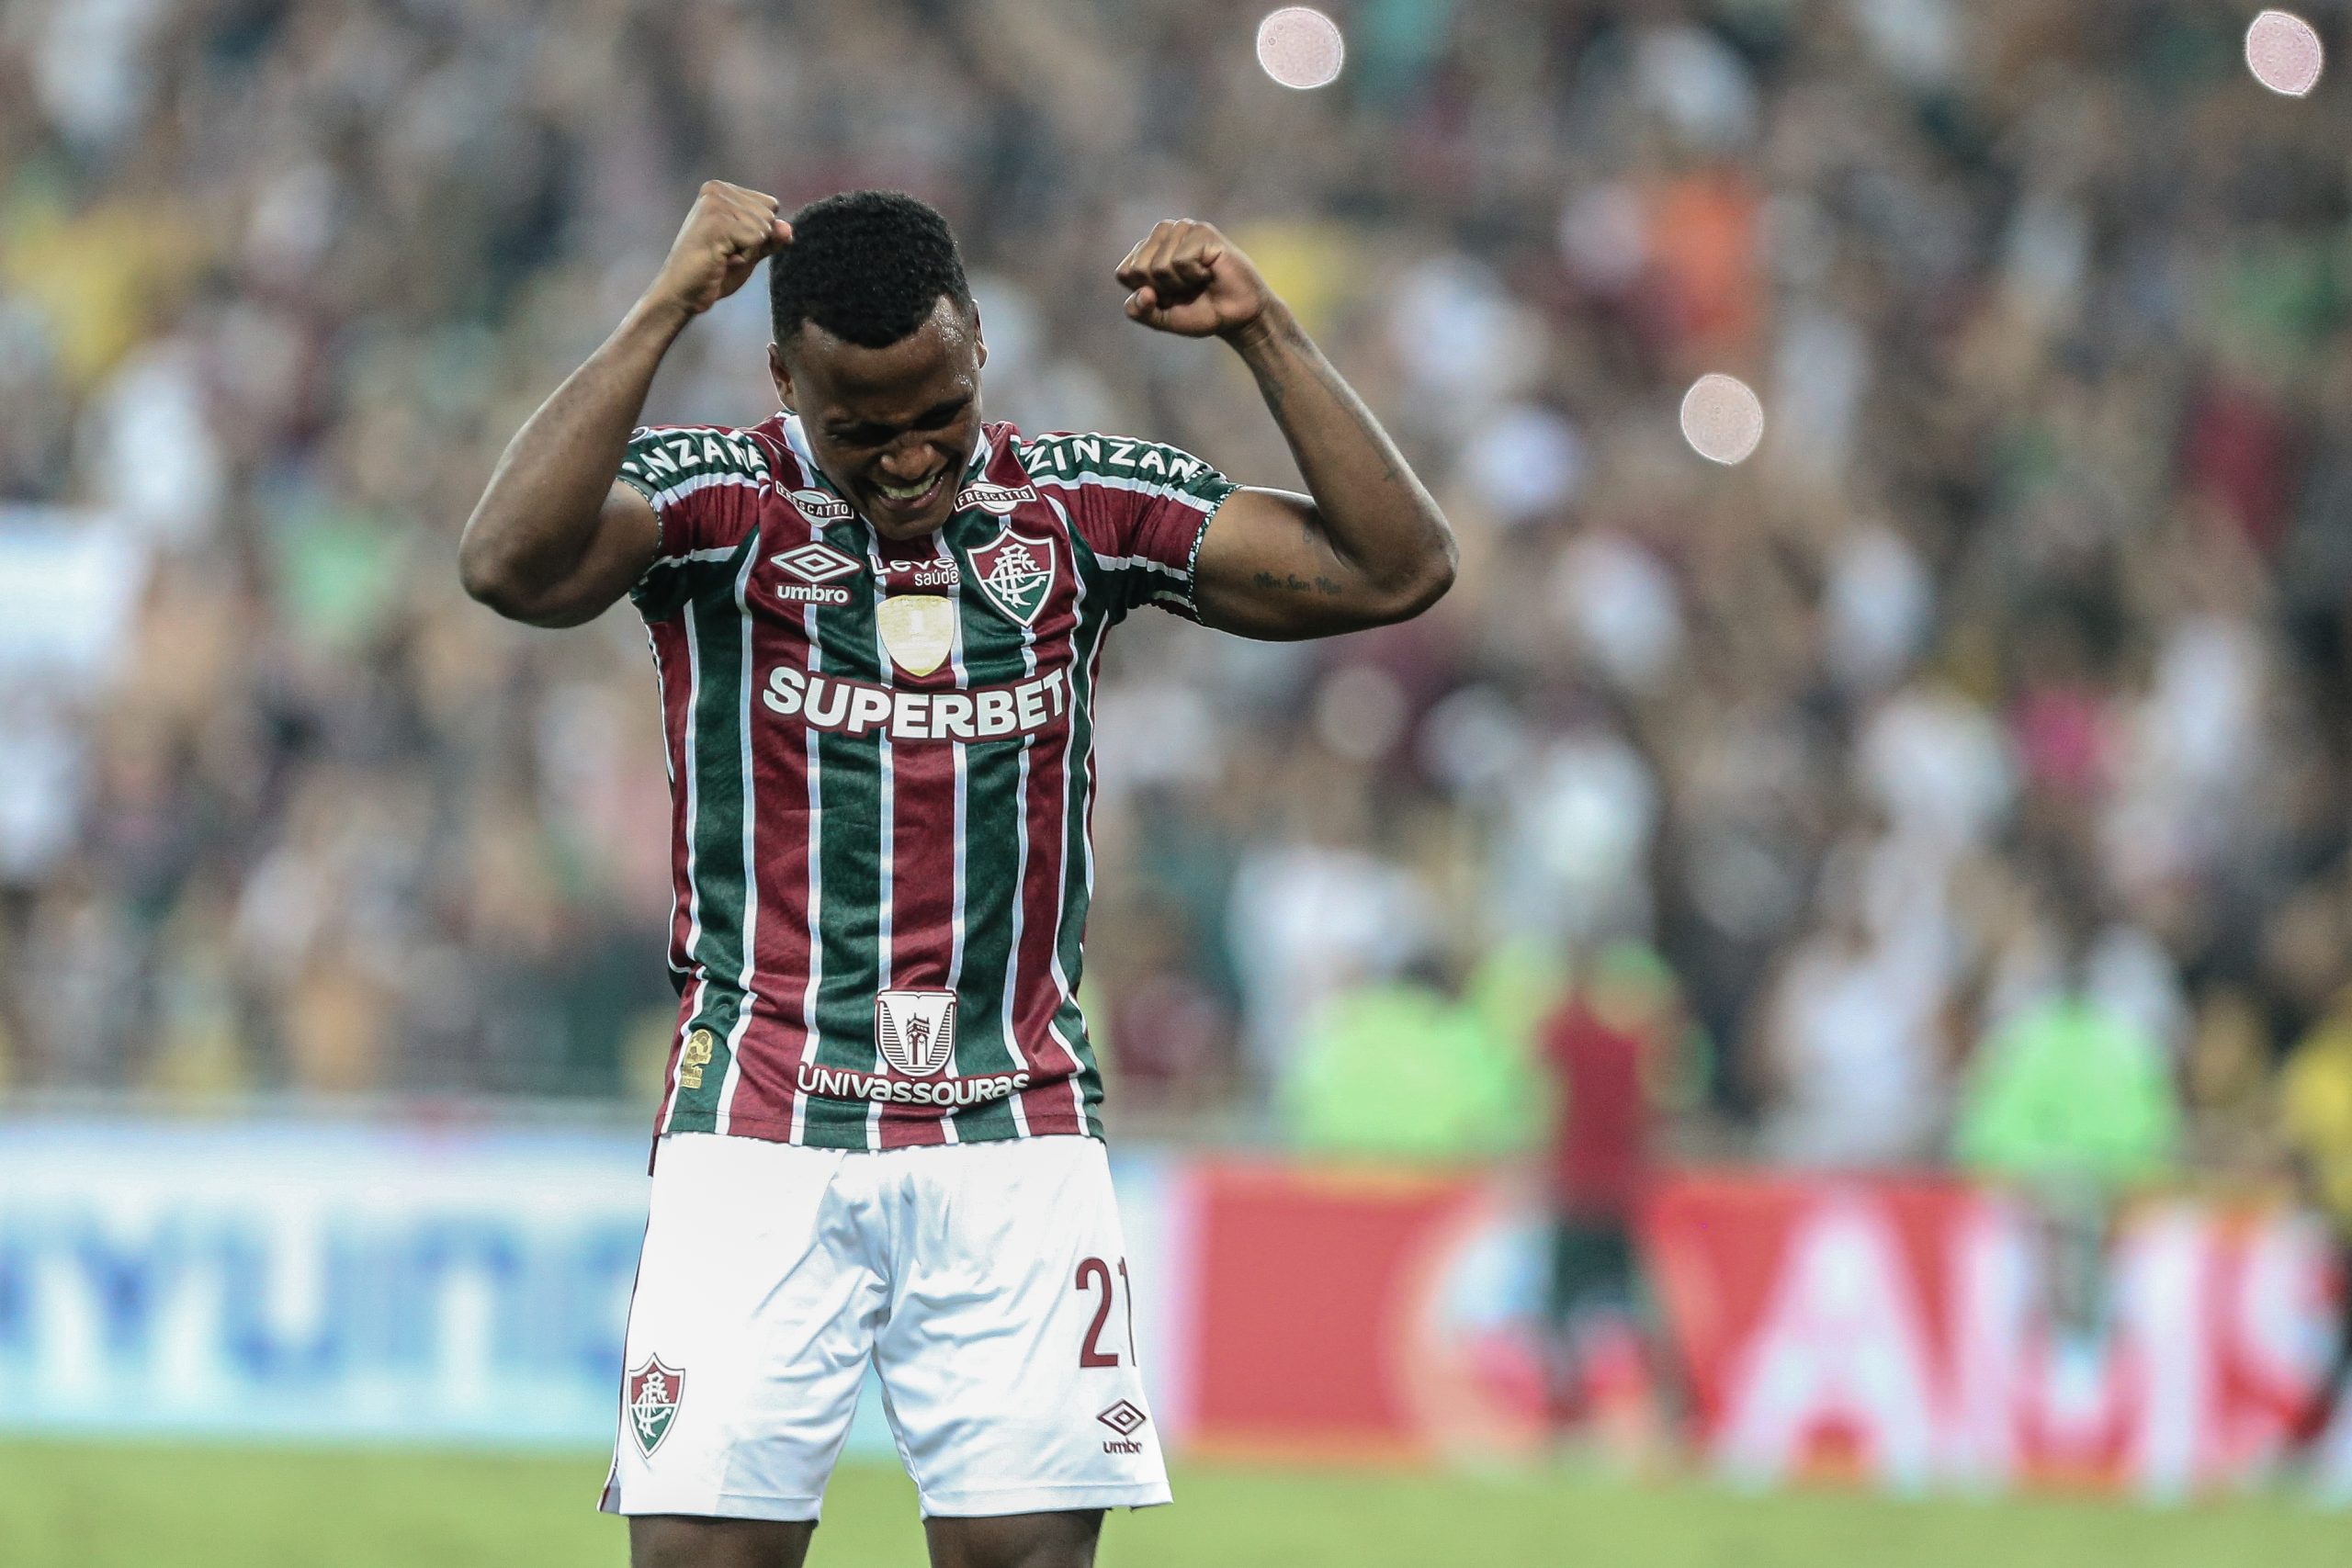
left=3, top=0, right=2351, bottom=1201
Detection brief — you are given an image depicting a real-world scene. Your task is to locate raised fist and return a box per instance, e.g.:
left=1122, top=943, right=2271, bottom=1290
left=1114, top=220, right=1276, bottom=340
left=647, top=181, right=793, bottom=318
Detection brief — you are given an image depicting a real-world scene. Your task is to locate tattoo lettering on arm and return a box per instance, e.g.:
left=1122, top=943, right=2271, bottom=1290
left=1250, top=570, right=1344, bottom=596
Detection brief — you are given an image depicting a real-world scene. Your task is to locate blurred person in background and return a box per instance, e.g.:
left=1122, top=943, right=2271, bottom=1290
left=1537, top=941, right=1689, bottom=1461
left=1751, top=843, right=1949, bottom=1168
left=2279, top=976, right=2352, bottom=1455
left=1283, top=949, right=1541, bottom=1165
left=1955, top=878, right=2184, bottom=1337
left=1089, top=891, right=1237, bottom=1120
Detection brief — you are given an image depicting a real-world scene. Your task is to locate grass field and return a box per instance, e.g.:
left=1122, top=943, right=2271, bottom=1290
left=2, top=1440, right=2346, bottom=1567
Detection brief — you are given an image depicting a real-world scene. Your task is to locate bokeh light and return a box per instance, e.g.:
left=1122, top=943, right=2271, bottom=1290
left=2246, top=10, right=2324, bottom=97
left=1257, top=7, right=1344, bottom=90
left=1679, top=374, right=1766, bottom=465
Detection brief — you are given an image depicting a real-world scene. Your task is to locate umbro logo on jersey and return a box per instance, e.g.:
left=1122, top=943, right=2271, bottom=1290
left=769, top=543, right=859, bottom=605
left=786, top=487, right=854, bottom=522
left=956, top=481, right=1036, bottom=515
left=773, top=542, right=859, bottom=583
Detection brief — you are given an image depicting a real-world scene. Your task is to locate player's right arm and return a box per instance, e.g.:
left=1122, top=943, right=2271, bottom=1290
left=458, top=182, right=791, bottom=627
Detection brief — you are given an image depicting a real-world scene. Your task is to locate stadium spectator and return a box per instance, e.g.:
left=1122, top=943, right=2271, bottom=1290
left=2280, top=982, right=2352, bottom=1450
left=1752, top=847, right=1950, bottom=1168
left=1538, top=942, right=1683, bottom=1451
left=1955, top=889, right=2185, bottom=1332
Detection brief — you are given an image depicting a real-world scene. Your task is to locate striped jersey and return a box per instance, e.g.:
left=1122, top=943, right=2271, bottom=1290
left=616, top=413, right=1237, bottom=1149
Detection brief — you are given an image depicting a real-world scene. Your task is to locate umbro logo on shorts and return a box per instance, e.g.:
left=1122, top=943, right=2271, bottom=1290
left=1097, top=1399, right=1148, bottom=1454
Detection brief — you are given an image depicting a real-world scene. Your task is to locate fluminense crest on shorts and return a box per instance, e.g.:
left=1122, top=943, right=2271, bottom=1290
left=967, top=524, right=1057, bottom=626
left=625, top=1357, right=685, bottom=1457
left=875, top=989, right=958, bottom=1077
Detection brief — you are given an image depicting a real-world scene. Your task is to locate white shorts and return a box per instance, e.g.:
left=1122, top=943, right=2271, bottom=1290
left=600, top=1132, right=1170, bottom=1521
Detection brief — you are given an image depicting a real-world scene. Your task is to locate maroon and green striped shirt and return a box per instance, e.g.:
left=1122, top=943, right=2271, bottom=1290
left=617, top=414, right=1237, bottom=1149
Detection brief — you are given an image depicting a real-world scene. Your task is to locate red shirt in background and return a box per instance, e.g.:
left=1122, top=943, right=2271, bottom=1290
left=1543, top=996, right=1651, bottom=1219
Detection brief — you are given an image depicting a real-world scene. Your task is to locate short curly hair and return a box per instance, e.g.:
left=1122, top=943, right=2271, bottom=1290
left=769, top=190, right=972, bottom=350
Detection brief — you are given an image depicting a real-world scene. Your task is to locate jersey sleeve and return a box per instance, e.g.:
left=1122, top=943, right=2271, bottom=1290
left=1022, top=433, right=1240, bottom=621
left=616, top=425, right=772, bottom=620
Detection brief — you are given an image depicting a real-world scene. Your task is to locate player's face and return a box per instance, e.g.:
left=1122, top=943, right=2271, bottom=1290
left=772, top=298, right=987, bottom=543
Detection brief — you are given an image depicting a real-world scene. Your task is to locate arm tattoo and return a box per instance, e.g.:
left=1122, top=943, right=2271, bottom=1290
left=1252, top=569, right=1344, bottom=596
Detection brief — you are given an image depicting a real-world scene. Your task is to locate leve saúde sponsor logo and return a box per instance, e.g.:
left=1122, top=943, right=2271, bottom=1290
left=761, top=664, right=1069, bottom=743
left=873, top=555, right=961, bottom=591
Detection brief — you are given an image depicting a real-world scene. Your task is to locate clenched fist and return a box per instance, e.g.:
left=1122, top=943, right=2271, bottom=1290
left=646, top=181, right=793, bottom=319
left=1115, top=220, right=1278, bottom=341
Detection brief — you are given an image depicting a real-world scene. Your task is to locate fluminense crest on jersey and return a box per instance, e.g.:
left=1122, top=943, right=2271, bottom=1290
left=626, top=1357, right=685, bottom=1456
left=876, top=989, right=958, bottom=1077
left=968, top=522, right=1057, bottom=626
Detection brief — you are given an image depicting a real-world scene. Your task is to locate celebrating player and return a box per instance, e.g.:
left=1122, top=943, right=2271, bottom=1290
left=458, top=182, right=1454, bottom=1568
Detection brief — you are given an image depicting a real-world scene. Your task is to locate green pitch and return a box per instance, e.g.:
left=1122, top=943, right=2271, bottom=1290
left=0, top=1440, right=2344, bottom=1567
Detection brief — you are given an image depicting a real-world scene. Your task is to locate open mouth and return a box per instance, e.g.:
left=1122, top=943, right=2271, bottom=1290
left=868, top=470, right=947, bottom=517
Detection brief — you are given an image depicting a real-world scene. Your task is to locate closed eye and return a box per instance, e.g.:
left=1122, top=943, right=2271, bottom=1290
left=830, top=396, right=972, bottom=446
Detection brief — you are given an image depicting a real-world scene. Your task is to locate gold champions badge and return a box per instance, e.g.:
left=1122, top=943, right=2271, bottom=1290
left=875, top=594, right=956, bottom=678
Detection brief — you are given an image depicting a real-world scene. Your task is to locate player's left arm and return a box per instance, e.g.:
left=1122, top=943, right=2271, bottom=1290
left=1116, top=220, right=1456, bottom=640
